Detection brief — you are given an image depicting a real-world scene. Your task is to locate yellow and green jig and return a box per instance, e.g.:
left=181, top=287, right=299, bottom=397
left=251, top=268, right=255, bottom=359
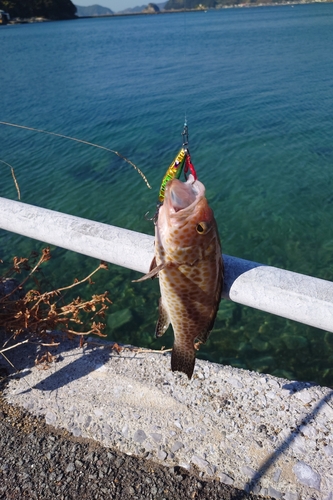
left=146, top=122, right=198, bottom=223
left=158, top=148, right=187, bottom=203
left=158, top=121, right=197, bottom=204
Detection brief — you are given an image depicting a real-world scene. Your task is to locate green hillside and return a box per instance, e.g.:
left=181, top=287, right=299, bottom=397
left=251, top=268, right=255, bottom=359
left=75, top=4, right=113, bottom=17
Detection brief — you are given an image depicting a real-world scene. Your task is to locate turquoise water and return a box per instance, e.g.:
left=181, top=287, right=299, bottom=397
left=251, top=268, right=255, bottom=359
left=1, top=4, right=333, bottom=386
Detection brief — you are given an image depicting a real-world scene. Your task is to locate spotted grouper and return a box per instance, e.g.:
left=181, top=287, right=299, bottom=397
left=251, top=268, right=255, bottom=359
left=139, top=174, right=223, bottom=379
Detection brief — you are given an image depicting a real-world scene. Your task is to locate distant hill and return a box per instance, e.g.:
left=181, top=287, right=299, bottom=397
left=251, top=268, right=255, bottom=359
left=75, top=4, right=113, bottom=16
left=118, top=2, right=166, bottom=13
left=142, top=3, right=160, bottom=12
left=118, top=4, right=147, bottom=13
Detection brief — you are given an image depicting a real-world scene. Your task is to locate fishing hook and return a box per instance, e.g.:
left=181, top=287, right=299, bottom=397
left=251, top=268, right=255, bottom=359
left=145, top=204, right=160, bottom=225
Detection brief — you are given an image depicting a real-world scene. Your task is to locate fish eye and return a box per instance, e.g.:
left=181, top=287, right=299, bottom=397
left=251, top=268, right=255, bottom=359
left=196, top=221, right=211, bottom=234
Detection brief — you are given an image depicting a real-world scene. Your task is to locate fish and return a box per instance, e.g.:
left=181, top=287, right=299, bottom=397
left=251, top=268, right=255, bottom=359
left=138, top=174, right=223, bottom=379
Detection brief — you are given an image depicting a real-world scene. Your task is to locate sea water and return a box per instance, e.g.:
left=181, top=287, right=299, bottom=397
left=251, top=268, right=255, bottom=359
left=1, top=4, right=333, bottom=385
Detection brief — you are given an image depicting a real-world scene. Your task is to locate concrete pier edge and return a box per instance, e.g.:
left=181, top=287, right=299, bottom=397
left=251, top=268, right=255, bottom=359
left=1, top=338, right=332, bottom=500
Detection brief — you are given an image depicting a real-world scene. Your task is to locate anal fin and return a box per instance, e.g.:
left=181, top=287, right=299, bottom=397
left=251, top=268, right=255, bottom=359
left=155, top=298, right=170, bottom=338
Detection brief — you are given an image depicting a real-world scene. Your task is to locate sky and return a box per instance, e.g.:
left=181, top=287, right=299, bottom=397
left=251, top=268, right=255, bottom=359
left=75, top=1, right=148, bottom=12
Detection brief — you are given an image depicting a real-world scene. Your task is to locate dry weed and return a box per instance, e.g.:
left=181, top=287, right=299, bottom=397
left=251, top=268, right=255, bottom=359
left=0, top=247, right=112, bottom=361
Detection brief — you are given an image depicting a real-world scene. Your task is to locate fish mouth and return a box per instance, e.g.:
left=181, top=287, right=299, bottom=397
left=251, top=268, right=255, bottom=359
left=167, top=174, right=204, bottom=213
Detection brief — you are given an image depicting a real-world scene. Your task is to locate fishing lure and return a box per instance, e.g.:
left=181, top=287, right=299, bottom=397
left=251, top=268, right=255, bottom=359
left=158, top=148, right=187, bottom=203
left=158, top=122, right=197, bottom=204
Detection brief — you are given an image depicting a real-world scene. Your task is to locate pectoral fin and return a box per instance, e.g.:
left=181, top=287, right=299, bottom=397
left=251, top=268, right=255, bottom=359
left=132, top=260, right=165, bottom=282
left=132, top=259, right=181, bottom=283
left=148, top=256, right=157, bottom=273
left=155, top=298, right=170, bottom=338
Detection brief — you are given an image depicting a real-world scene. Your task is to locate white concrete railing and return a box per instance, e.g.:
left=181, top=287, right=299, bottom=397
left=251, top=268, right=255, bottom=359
left=0, top=196, right=332, bottom=333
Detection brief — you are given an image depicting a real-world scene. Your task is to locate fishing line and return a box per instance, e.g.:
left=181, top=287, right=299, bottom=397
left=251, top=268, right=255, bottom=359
left=0, top=159, right=21, bottom=200
left=0, top=121, right=151, bottom=189
left=181, top=0, right=198, bottom=180
left=183, top=0, right=188, bottom=129
left=181, top=0, right=193, bottom=162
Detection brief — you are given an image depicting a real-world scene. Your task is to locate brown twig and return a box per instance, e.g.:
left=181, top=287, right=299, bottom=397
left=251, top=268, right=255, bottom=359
left=84, top=341, right=172, bottom=355
left=0, top=339, right=29, bottom=355
left=134, top=347, right=172, bottom=354
left=30, top=260, right=109, bottom=313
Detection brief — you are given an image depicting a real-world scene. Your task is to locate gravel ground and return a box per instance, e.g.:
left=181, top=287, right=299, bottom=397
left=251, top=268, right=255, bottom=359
left=2, top=336, right=333, bottom=499
left=0, top=374, right=264, bottom=500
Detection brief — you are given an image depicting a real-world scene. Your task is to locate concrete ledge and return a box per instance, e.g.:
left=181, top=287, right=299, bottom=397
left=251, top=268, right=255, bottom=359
left=3, top=339, right=333, bottom=499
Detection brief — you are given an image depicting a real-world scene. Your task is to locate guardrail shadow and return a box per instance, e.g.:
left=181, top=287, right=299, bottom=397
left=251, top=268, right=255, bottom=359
left=222, top=254, right=262, bottom=299
left=240, top=386, right=333, bottom=496
left=0, top=335, right=118, bottom=391
left=0, top=333, right=156, bottom=394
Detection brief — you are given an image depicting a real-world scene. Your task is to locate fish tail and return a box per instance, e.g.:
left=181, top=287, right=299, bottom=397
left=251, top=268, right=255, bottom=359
left=171, top=344, right=196, bottom=380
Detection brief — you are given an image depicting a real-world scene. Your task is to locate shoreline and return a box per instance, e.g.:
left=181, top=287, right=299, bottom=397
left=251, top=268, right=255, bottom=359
left=7, top=1, right=333, bottom=24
